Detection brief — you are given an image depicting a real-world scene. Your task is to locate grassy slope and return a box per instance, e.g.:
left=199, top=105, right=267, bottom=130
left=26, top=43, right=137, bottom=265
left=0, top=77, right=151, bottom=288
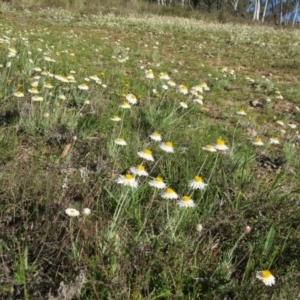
left=1, top=4, right=300, bottom=299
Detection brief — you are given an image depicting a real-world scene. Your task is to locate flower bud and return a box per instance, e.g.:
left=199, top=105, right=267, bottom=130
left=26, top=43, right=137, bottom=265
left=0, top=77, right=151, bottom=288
left=243, top=225, right=251, bottom=233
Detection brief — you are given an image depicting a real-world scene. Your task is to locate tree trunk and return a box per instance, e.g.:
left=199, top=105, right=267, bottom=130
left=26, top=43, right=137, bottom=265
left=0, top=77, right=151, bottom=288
left=293, top=0, right=299, bottom=25
left=262, top=0, right=268, bottom=21
left=253, top=0, right=260, bottom=20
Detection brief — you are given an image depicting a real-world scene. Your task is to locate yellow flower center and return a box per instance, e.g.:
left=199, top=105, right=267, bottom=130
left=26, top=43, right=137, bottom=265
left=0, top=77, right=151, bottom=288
left=216, top=139, right=225, bottom=146
left=46, top=83, right=52, bottom=87
left=256, top=138, right=262, bottom=143
left=125, top=174, right=133, bottom=180
left=194, top=176, right=203, bottom=182
left=155, top=177, right=163, bottom=182
left=118, top=138, right=124, bottom=142
left=166, top=188, right=174, bottom=194
left=131, top=94, right=136, bottom=99
left=16, top=91, right=23, bottom=95
left=122, top=101, right=129, bottom=106
left=183, top=196, right=190, bottom=202
left=137, top=165, right=145, bottom=171
left=261, top=270, right=271, bottom=278
left=144, top=149, right=152, bottom=155
left=165, top=142, right=173, bottom=147
left=153, top=132, right=160, bottom=136
left=273, top=137, right=279, bottom=141
left=81, top=83, right=87, bottom=87
left=113, top=115, right=119, bottom=119
left=206, top=145, right=213, bottom=149
left=239, top=109, right=245, bottom=113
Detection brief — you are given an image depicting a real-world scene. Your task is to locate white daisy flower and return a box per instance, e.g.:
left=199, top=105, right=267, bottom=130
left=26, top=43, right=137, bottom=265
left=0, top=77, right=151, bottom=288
left=160, top=142, right=174, bottom=153
left=54, top=92, right=64, bottom=100
left=115, top=138, right=127, bottom=146
left=32, top=95, right=43, bottom=101
left=178, top=84, right=188, bottom=95
left=149, top=177, right=166, bottom=189
left=288, top=123, right=297, bottom=129
left=196, top=224, right=203, bottom=232
left=44, top=82, right=53, bottom=89
left=126, top=94, right=137, bottom=105
left=195, top=84, right=205, bottom=93
left=116, top=174, right=138, bottom=188
left=67, top=75, right=76, bottom=82
left=137, top=149, right=154, bottom=161
left=14, top=91, right=24, bottom=98
left=177, top=196, right=195, bottom=208
left=145, top=69, right=154, bottom=79
left=253, top=138, right=264, bottom=146
left=190, top=87, right=200, bottom=96
left=189, top=176, right=208, bottom=190
left=111, top=115, right=121, bottom=122
left=202, top=144, right=217, bottom=152
left=130, top=165, right=149, bottom=176
left=28, top=87, right=39, bottom=94
left=120, top=101, right=131, bottom=109
left=180, top=102, right=188, bottom=109
left=270, top=137, right=280, bottom=145
left=214, top=139, right=229, bottom=151
left=161, top=188, right=179, bottom=199
left=65, top=208, right=80, bottom=217
left=201, top=82, right=210, bottom=91
left=236, top=109, right=247, bottom=116
left=82, top=208, right=91, bottom=216
left=158, top=72, right=170, bottom=80
left=149, top=131, right=162, bottom=142
left=256, top=270, right=275, bottom=286
left=31, top=81, right=39, bottom=87
left=167, top=80, right=176, bottom=87
left=90, top=74, right=100, bottom=81
left=78, top=83, right=89, bottom=90
left=276, top=120, right=284, bottom=126
left=193, top=96, right=203, bottom=105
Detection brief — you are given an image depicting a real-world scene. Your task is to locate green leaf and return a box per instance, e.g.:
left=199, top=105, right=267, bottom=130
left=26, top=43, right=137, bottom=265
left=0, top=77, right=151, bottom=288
left=263, top=226, right=276, bottom=255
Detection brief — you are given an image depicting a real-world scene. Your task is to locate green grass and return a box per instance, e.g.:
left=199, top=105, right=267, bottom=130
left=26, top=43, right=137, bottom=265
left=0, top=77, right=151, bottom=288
left=1, top=3, right=300, bottom=299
